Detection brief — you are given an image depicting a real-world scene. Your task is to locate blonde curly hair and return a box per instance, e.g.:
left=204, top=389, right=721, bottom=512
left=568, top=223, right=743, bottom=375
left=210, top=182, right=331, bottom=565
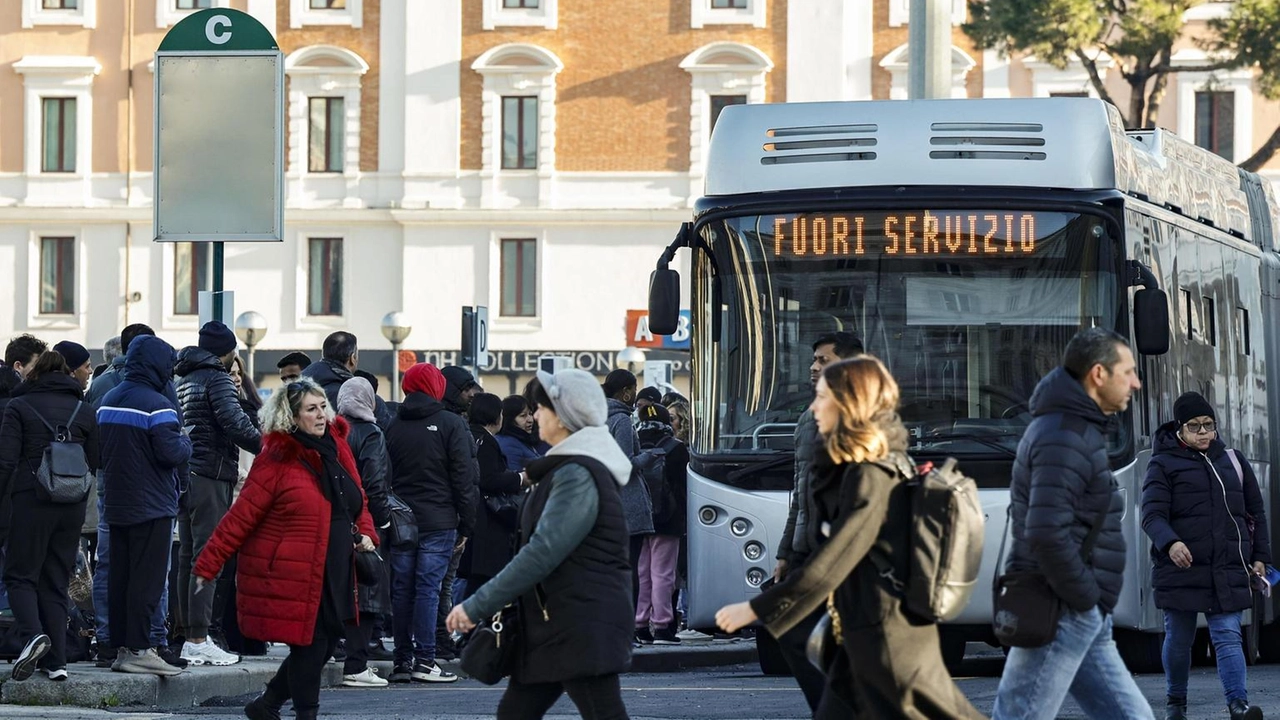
left=259, top=377, right=334, bottom=434
left=821, top=355, right=900, bottom=465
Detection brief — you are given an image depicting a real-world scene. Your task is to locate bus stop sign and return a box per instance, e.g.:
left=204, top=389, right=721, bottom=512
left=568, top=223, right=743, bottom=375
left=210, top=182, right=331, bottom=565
left=154, top=9, right=283, bottom=242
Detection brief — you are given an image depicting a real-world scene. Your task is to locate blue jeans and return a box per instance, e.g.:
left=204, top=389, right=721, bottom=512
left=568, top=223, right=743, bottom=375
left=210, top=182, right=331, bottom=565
left=390, top=529, right=456, bottom=665
left=993, top=606, right=1155, bottom=720
left=1164, top=609, right=1248, bottom=704
left=93, top=489, right=173, bottom=648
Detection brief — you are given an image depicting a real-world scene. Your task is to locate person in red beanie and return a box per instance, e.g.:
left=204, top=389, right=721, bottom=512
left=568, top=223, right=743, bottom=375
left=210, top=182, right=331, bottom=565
left=383, top=363, right=477, bottom=683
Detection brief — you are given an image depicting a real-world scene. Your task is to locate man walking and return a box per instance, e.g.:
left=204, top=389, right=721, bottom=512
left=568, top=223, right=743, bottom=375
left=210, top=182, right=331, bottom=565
left=992, top=327, right=1152, bottom=720
left=97, top=336, right=192, bottom=676
left=174, top=321, right=260, bottom=667
left=771, top=331, right=862, bottom=712
left=385, top=363, right=476, bottom=684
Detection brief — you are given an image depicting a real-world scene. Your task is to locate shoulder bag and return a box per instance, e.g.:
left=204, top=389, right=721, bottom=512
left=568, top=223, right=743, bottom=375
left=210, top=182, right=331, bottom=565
left=386, top=493, right=418, bottom=548
left=459, top=604, right=519, bottom=685
left=991, top=502, right=1108, bottom=648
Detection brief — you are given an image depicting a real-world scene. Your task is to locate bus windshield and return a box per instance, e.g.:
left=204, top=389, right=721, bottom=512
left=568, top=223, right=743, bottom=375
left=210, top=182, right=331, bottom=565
left=691, top=208, right=1124, bottom=463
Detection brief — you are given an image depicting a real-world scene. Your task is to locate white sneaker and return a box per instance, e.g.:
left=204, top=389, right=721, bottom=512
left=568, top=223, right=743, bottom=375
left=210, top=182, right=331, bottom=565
left=43, top=667, right=68, bottom=682
left=676, top=628, right=714, bottom=642
left=342, top=667, right=389, bottom=688
left=181, top=640, right=241, bottom=666
left=410, top=661, right=458, bottom=683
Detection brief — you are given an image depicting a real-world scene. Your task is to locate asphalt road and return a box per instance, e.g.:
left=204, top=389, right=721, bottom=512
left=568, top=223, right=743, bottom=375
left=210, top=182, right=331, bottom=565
left=2, top=655, right=1276, bottom=719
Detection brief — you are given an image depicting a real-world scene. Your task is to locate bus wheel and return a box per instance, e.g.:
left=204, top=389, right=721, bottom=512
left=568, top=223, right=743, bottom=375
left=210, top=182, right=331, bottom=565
left=756, top=628, right=792, bottom=676
left=1114, top=629, right=1164, bottom=674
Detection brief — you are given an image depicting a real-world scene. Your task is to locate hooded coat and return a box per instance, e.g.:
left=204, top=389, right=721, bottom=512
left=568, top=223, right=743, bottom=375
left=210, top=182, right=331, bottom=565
left=97, top=336, right=193, bottom=526
left=1003, top=367, right=1127, bottom=614
left=461, top=425, right=634, bottom=684
left=1141, top=423, right=1270, bottom=613
left=174, top=346, right=261, bottom=483
left=385, top=390, right=479, bottom=537
left=464, top=423, right=523, bottom=580
left=193, top=416, right=378, bottom=647
left=0, top=372, right=99, bottom=499
left=605, top=398, right=653, bottom=536
left=440, top=366, right=478, bottom=416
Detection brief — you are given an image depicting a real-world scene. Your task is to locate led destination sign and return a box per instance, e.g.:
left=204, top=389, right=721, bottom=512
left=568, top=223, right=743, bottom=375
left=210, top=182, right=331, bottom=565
left=771, top=211, right=1043, bottom=258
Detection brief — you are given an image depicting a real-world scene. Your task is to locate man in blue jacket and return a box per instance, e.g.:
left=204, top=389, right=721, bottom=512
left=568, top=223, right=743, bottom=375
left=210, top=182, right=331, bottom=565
left=992, top=327, right=1152, bottom=720
left=97, top=335, right=193, bottom=677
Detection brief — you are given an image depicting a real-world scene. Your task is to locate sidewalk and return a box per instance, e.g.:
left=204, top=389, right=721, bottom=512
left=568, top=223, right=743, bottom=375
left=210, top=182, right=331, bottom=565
left=0, top=638, right=757, bottom=710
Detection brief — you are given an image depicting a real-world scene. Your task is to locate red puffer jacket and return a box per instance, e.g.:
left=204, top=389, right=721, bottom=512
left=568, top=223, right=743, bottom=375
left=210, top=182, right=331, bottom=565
left=194, top=417, right=378, bottom=646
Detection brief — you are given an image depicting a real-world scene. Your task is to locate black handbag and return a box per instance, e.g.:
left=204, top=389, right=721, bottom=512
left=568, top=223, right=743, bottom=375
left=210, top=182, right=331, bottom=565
left=387, top=493, right=418, bottom=548
left=354, top=548, right=382, bottom=587
left=484, top=492, right=522, bottom=531
left=992, top=503, right=1108, bottom=648
left=460, top=604, right=519, bottom=685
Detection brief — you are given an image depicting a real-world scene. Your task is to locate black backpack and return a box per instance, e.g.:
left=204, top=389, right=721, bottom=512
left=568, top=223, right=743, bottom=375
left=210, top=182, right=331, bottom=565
left=18, top=400, right=93, bottom=505
left=873, top=454, right=986, bottom=623
left=634, top=437, right=680, bottom=526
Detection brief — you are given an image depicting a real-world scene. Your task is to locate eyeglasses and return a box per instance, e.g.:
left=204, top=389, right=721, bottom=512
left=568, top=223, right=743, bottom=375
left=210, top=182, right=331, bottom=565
left=1184, top=421, right=1217, bottom=434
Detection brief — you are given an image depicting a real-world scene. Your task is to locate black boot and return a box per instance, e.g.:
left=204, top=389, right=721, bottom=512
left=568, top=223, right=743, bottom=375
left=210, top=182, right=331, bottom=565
left=1165, top=696, right=1187, bottom=720
left=1229, top=698, right=1263, bottom=720
left=244, top=687, right=285, bottom=720
left=293, top=708, right=318, bottom=720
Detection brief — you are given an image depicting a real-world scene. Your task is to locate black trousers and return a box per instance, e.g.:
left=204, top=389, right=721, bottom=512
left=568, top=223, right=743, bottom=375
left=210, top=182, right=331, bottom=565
left=108, top=517, right=172, bottom=651
left=497, top=673, right=630, bottom=720
left=628, top=535, right=645, bottom=609
left=342, top=614, right=374, bottom=675
left=4, top=490, right=84, bottom=669
left=266, top=623, right=339, bottom=712
left=777, top=605, right=832, bottom=713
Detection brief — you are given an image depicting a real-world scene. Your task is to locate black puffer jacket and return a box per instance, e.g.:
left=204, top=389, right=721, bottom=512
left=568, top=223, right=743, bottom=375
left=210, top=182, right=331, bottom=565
left=345, top=418, right=391, bottom=529
left=0, top=372, right=99, bottom=499
left=385, top=392, right=478, bottom=537
left=1142, top=424, right=1270, bottom=613
left=302, top=359, right=393, bottom=429
left=1005, top=367, right=1126, bottom=613
left=174, top=347, right=261, bottom=483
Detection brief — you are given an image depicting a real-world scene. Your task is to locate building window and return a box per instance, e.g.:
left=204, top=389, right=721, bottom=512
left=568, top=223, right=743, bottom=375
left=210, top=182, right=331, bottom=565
left=175, top=0, right=211, bottom=8
left=23, top=0, right=95, bottom=28
left=40, top=237, right=75, bottom=315
left=174, top=242, right=210, bottom=316
left=692, top=0, right=765, bottom=27
left=290, top=0, right=361, bottom=28
left=710, top=95, right=746, bottom=134
left=711, top=0, right=746, bottom=7
left=308, top=238, right=343, bottom=316
left=1195, top=91, right=1234, bottom=160
left=310, top=0, right=345, bottom=7
left=483, top=0, right=557, bottom=29
left=43, top=0, right=77, bottom=7
left=501, top=239, right=537, bottom=317
left=42, top=98, right=76, bottom=173
left=308, top=97, right=345, bottom=173
left=502, top=97, right=538, bottom=170
left=503, top=0, right=538, bottom=6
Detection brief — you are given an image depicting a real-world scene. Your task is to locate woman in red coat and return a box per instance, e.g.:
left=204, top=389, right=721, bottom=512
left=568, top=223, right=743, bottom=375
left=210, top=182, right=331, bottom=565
left=194, top=378, right=378, bottom=720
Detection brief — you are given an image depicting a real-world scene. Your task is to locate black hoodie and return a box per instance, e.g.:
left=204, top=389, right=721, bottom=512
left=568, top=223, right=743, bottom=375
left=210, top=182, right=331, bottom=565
left=440, top=366, right=478, bottom=416
left=1004, top=367, right=1127, bottom=614
left=385, top=392, right=479, bottom=537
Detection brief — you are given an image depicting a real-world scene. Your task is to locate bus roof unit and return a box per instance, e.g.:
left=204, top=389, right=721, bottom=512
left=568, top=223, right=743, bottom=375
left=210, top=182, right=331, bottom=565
left=706, top=98, right=1256, bottom=243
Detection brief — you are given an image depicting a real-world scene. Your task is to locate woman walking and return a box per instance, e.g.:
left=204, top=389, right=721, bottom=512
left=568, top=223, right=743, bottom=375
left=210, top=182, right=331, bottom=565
left=0, top=344, right=99, bottom=681
left=1142, top=392, right=1268, bottom=720
left=715, top=356, right=983, bottom=719
left=447, top=369, right=633, bottom=720
left=193, top=379, right=378, bottom=720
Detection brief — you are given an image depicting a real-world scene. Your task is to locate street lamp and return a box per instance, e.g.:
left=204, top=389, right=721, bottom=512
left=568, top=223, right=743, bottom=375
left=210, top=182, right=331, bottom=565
left=381, top=311, right=412, bottom=402
left=234, top=311, right=268, bottom=379
left=616, top=346, right=646, bottom=375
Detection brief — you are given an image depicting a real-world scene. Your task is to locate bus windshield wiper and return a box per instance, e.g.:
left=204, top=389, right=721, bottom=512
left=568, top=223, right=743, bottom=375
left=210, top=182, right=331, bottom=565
left=912, top=432, right=1019, bottom=459
left=726, top=453, right=793, bottom=484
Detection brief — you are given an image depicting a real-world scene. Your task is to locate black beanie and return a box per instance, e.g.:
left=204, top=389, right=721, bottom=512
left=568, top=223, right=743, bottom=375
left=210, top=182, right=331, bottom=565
left=198, top=321, right=237, bottom=357
left=1174, top=392, right=1215, bottom=426
left=52, top=341, right=90, bottom=371
left=468, top=392, right=503, bottom=426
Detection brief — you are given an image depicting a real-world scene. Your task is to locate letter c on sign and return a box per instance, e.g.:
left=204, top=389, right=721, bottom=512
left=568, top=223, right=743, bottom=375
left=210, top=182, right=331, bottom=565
left=206, top=15, right=232, bottom=45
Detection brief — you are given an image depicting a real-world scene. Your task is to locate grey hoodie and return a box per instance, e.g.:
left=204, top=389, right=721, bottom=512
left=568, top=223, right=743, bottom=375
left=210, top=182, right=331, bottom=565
left=606, top=398, right=654, bottom=535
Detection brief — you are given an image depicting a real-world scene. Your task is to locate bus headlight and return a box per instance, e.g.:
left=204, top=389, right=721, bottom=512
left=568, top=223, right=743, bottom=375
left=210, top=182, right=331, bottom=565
left=730, top=518, right=752, bottom=537
left=699, top=507, right=718, bottom=525
left=746, top=568, right=766, bottom=587
left=743, top=541, right=765, bottom=561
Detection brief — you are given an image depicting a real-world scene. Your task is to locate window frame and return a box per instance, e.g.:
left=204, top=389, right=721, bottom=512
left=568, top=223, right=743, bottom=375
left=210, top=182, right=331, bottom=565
left=307, top=236, right=345, bottom=317
left=22, top=0, right=95, bottom=27
left=482, top=0, right=557, bottom=29
left=308, top=96, right=346, bottom=173
left=40, top=97, right=76, bottom=174
left=691, top=0, right=765, bottom=28
left=1194, top=90, right=1235, bottom=161
left=38, top=236, right=76, bottom=316
left=157, top=0, right=227, bottom=29
left=172, top=242, right=211, bottom=317
left=290, top=0, right=362, bottom=28
left=500, top=96, right=539, bottom=171
left=499, top=238, right=538, bottom=318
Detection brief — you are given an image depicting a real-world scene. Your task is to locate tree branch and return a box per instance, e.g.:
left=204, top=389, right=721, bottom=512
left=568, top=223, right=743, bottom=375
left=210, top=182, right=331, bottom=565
left=1240, top=123, right=1280, bottom=172
left=1077, top=48, right=1121, bottom=113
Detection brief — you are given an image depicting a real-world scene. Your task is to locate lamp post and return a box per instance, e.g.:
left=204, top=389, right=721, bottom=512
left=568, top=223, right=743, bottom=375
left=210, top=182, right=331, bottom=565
left=233, top=311, right=268, bottom=379
left=381, top=311, right=412, bottom=402
left=616, top=346, right=646, bottom=375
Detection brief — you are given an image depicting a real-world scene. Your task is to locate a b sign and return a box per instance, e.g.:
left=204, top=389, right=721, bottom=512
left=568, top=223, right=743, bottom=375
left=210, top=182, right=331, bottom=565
left=626, top=310, right=690, bottom=349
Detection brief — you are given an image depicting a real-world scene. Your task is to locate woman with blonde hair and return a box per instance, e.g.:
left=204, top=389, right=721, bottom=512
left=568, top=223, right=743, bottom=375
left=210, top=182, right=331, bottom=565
left=665, top=400, right=690, bottom=445
left=194, top=379, right=378, bottom=720
left=715, top=356, right=984, bottom=719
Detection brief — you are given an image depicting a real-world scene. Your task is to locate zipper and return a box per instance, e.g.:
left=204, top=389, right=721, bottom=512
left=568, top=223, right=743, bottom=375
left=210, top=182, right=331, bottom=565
left=1202, top=453, right=1252, bottom=583
left=534, top=584, right=550, bottom=621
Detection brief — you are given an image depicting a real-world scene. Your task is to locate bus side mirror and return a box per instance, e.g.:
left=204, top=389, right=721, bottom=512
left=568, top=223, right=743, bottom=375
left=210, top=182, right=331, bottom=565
left=648, top=268, right=681, bottom=336
left=1133, top=288, right=1170, bottom=356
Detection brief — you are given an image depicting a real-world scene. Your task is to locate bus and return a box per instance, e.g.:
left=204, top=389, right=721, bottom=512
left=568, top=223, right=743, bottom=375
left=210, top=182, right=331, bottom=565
left=645, top=97, right=1280, bottom=673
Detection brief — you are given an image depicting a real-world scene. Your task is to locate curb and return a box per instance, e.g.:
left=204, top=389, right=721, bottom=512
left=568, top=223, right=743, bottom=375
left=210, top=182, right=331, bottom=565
left=0, top=641, right=757, bottom=709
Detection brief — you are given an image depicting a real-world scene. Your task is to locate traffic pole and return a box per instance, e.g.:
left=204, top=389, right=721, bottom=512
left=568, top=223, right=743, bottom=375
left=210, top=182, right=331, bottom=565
left=212, top=241, right=225, bottom=322
left=908, top=0, right=951, bottom=99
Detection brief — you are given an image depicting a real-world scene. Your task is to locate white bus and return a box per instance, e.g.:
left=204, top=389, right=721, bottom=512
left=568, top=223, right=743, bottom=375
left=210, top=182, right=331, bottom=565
left=646, top=97, right=1280, bottom=672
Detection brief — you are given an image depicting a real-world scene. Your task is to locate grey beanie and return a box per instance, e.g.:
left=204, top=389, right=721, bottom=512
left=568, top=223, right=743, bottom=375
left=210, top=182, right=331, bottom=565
left=536, top=369, right=608, bottom=433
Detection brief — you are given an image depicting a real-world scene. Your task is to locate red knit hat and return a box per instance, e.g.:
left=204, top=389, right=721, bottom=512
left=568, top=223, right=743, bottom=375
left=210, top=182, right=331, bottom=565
left=402, top=363, right=446, bottom=400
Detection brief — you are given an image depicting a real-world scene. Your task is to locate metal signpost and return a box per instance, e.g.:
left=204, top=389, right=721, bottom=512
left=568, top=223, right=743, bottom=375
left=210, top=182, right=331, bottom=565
left=461, top=306, right=490, bottom=381
left=154, top=9, right=284, bottom=325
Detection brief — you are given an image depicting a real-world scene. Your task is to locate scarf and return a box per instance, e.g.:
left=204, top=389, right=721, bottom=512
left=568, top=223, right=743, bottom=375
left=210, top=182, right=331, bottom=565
left=290, top=429, right=362, bottom=523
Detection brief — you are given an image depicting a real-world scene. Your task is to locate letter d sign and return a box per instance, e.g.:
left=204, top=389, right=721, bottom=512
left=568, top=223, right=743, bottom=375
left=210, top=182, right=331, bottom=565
left=206, top=15, right=232, bottom=45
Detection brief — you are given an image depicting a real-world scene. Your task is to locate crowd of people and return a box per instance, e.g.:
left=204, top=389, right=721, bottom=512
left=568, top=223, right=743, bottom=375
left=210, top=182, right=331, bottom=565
left=0, top=323, right=693, bottom=720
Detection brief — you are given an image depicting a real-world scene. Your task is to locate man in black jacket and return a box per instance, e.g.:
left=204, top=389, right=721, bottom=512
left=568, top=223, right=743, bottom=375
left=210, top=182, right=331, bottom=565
left=173, top=322, right=260, bottom=668
left=992, top=327, right=1152, bottom=720
left=385, top=363, right=476, bottom=685
left=303, top=332, right=390, bottom=426
left=0, top=334, right=47, bottom=612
